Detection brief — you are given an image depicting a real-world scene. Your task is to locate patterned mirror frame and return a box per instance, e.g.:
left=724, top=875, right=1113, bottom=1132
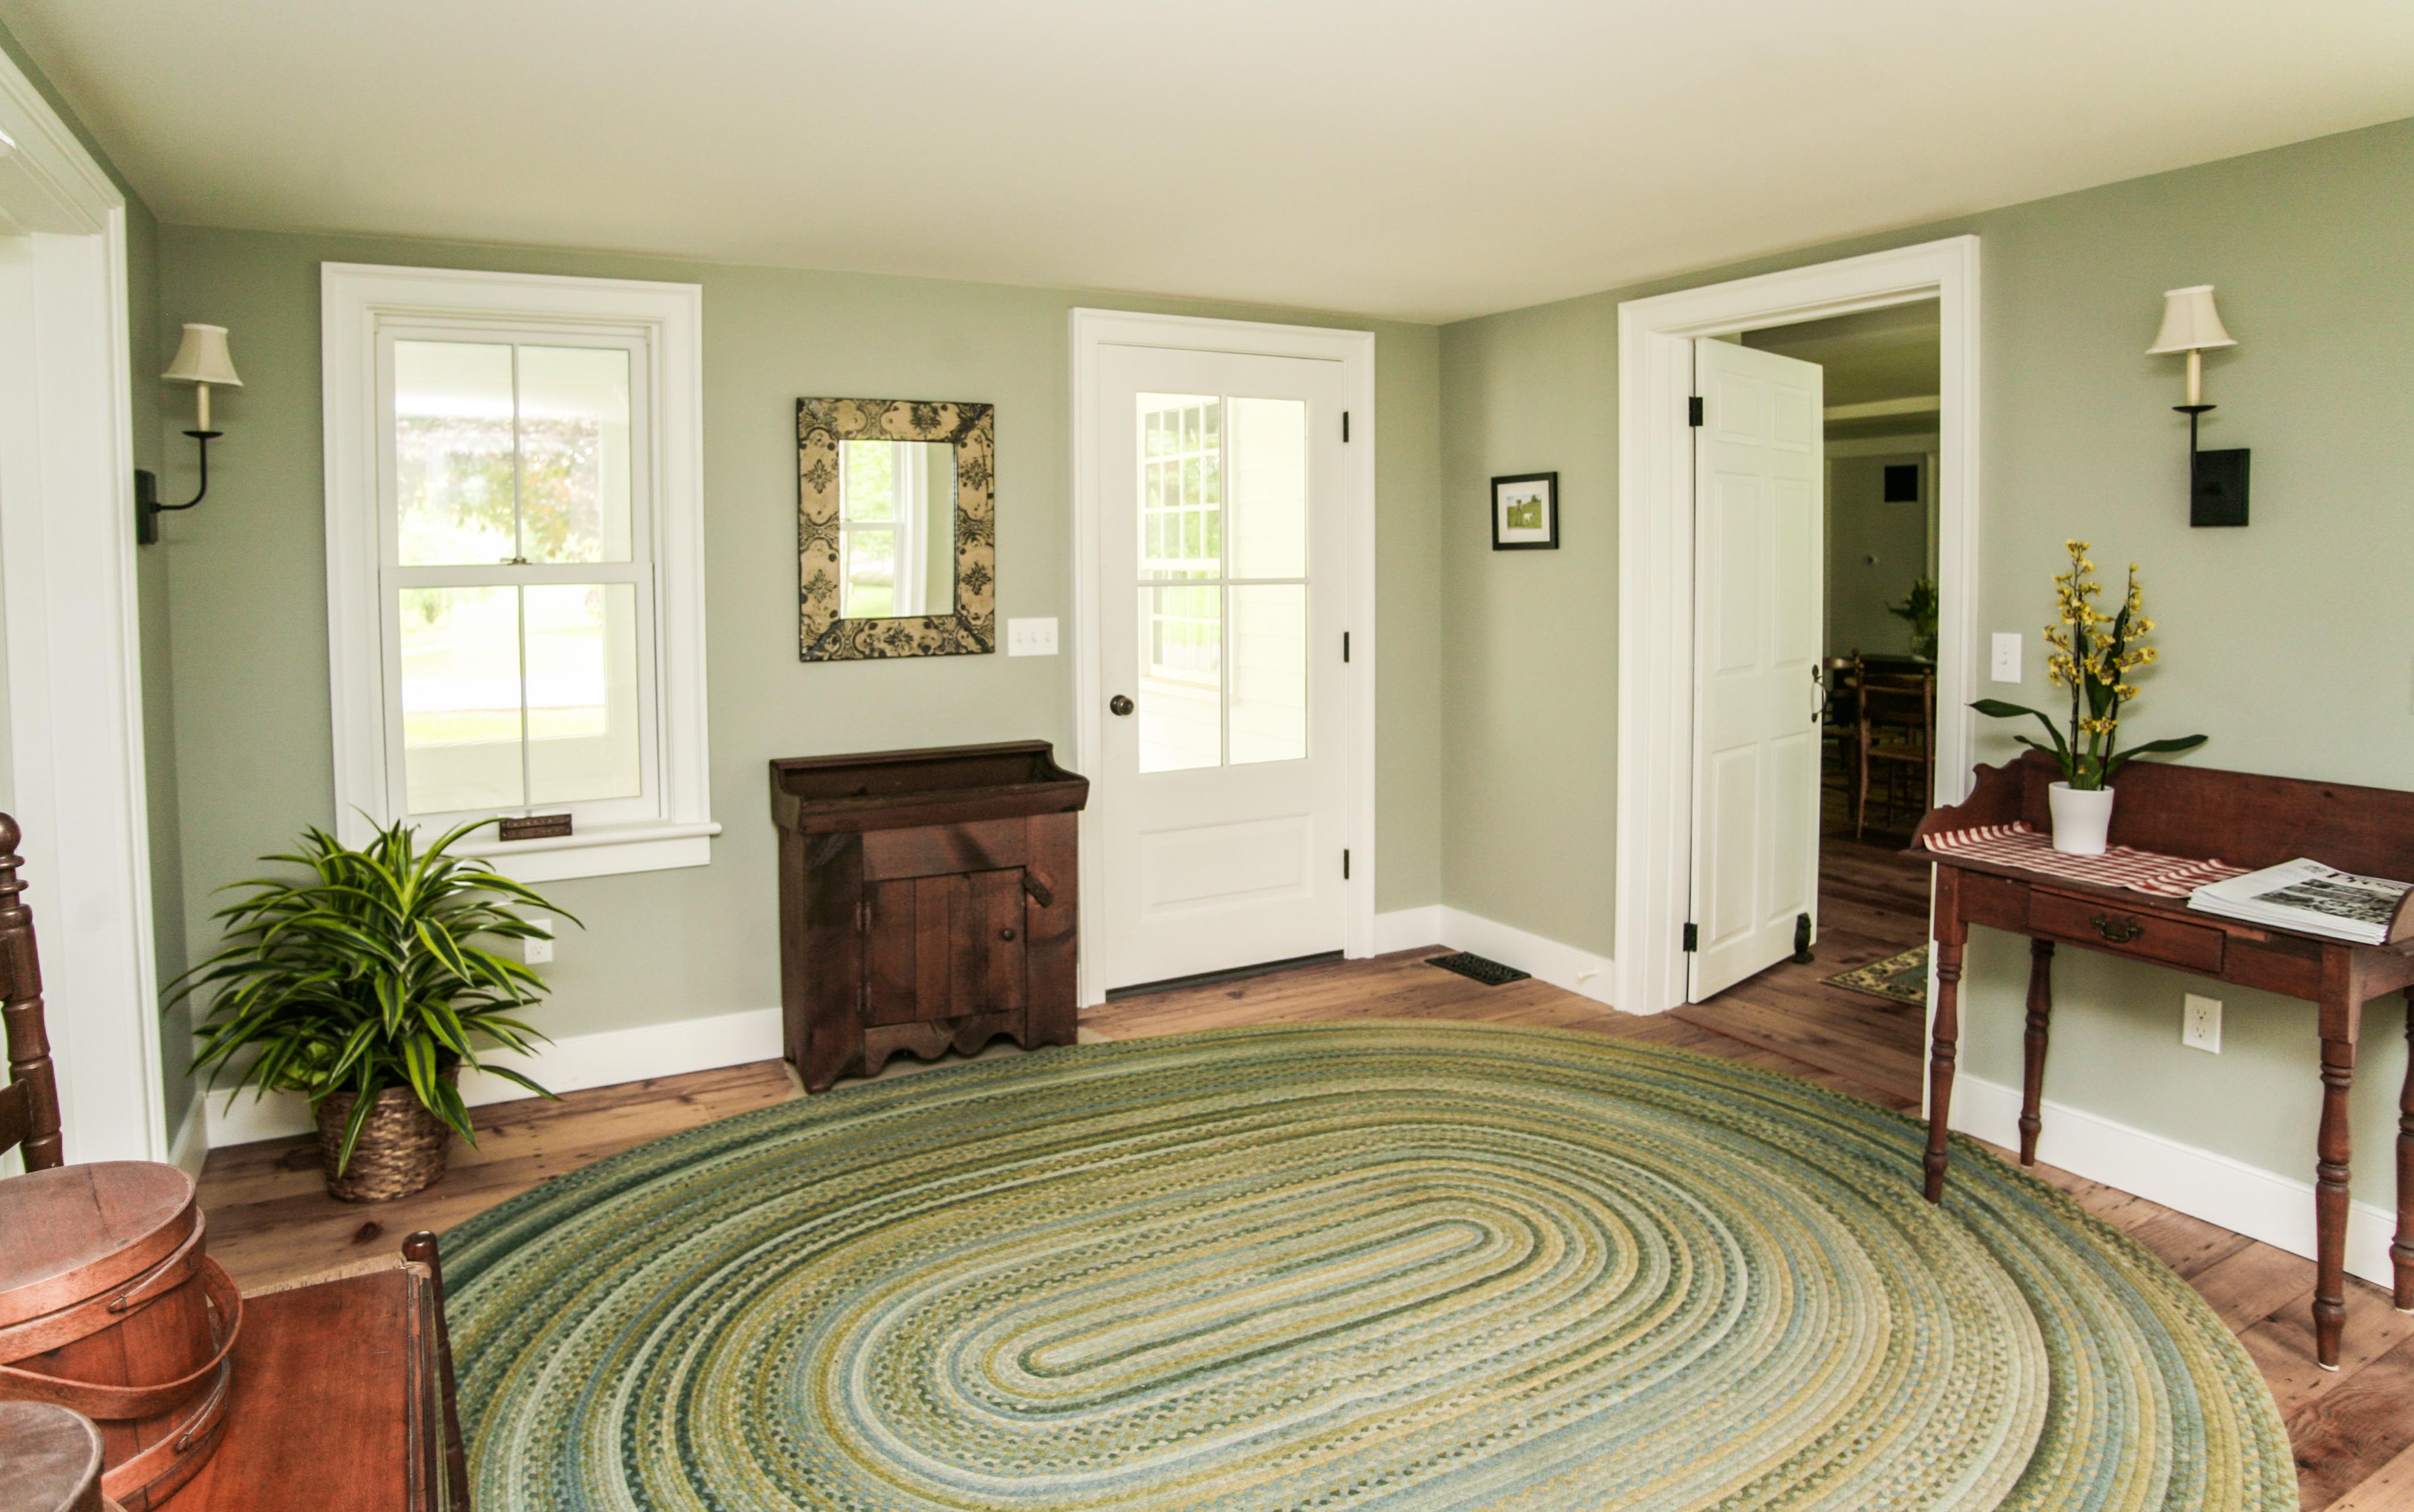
left=797, top=398, right=995, bottom=660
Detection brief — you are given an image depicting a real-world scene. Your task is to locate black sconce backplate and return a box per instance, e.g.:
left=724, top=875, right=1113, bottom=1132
left=2191, top=447, right=2250, bottom=528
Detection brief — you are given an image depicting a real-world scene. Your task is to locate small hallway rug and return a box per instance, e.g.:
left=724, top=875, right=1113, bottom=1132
left=443, top=1021, right=2293, bottom=1511
left=1826, top=943, right=1932, bottom=1005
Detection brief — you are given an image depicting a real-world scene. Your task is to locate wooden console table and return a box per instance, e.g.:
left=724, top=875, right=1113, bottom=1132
left=1912, top=750, right=2414, bottom=1371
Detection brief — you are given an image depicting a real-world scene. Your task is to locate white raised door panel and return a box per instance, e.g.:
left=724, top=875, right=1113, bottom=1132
left=1091, top=344, right=1352, bottom=990
left=1688, top=337, right=1822, bottom=1001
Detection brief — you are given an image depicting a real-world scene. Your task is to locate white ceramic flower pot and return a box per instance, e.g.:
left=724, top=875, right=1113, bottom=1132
left=2048, top=782, right=2116, bottom=856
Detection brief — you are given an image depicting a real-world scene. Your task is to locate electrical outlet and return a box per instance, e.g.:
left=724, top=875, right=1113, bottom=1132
left=524, top=915, right=554, bottom=966
left=1991, top=632, right=2023, bottom=684
left=1007, top=617, right=1058, bottom=657
left=2183, top=993, right=2221, bottom=1054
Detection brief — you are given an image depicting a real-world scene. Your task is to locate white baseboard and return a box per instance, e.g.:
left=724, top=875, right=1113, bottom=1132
left=200, top=1006, right=785, bottom=1150
left=166, top=1092, right=208, bottom=1180
left=1953, top=1073, right=2399, bottom=1288
left=1372, top=906, right=1443, bottom=955
left=1372, top=906, right=1615, bottom=1007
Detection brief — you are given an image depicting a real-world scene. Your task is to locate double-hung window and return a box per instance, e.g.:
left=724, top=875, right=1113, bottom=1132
left=323, top=265, right=713, bottom=880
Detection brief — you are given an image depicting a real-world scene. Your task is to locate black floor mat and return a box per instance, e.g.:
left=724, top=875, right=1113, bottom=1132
left=1424, top=951, right=1531, bottom=987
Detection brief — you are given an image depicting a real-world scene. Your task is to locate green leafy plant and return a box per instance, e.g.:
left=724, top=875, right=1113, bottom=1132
left=1887, top=575, right=1940, bottom=661
left=167, top=818, right=576, bottom=1173
left=1971, top=538, right=2206, bottom=791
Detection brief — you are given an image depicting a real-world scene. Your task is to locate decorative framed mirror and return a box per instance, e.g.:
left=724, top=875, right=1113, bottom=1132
left=796, top=398, right=995, bottom=659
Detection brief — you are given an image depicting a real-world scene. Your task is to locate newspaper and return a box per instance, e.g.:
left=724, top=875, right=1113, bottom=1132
left=2187, top=859, right=2412, bottom=946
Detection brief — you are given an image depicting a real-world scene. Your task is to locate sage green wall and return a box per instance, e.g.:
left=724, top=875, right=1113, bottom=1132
left=154, top=226, right=1443, bottom=1042
left=1439, top=115, right=2414, bottom=1203
left=0, top=16, right=190, bottom=1135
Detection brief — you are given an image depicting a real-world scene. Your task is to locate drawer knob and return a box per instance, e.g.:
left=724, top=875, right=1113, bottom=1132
left=1000, top=927, right=1017, bottom=941
left=2089, top=912, right=2145, bottom=944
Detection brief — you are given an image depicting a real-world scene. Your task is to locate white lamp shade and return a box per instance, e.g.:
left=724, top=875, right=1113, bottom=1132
left=2146, top=285, right=2236, bottom=355
left=163, top=323, right=242, bottom=387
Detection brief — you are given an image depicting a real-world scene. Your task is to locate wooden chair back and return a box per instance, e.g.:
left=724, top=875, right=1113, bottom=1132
left=0, top=814, right=64, bottom=1172
left=1856, top=669, right=1937, bottom=839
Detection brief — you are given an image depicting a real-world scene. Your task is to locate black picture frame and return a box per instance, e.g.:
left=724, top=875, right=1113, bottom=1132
left=1491, top=472, right=1558, bottom=551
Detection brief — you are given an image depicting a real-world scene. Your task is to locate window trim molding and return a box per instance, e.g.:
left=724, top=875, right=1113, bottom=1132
left=321, top=262, right=714, bottom=882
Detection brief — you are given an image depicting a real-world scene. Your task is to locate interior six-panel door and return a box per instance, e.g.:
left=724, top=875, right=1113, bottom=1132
left=1092, top=345, right=1351, bottom=990
left=1687, top=336, right=1825, bottom=1001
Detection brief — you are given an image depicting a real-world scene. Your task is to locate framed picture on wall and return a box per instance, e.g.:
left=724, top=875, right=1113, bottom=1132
left=1491, top=473, right=1558, bottom=551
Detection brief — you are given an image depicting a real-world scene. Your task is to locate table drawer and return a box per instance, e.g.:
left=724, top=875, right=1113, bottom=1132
left=2026, top=890, right=2225, bottom=974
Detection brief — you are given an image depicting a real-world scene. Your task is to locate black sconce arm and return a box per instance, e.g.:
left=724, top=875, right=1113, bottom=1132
left=135, top=427, right=221, bottom=545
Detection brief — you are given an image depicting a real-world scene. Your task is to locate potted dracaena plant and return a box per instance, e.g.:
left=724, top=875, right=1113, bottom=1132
left=1971, top=538, right=2206, bottom=855
left=168, top=818, right=574, bottom=1202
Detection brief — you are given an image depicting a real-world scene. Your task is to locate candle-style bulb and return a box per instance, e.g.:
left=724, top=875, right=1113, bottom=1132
left=196, top=383, right=211, bottom=433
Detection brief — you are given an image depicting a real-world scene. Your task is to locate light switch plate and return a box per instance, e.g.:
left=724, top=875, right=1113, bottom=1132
left=2183, top=993, right=2222, bottom=1054
left=1007, top=617, right=1059, bottom=657
left=1991, top=632, right=2023, bottom=684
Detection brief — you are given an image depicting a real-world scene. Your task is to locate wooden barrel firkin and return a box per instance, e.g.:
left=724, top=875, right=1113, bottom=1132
left=0, top=1162, right=241, bottom=1511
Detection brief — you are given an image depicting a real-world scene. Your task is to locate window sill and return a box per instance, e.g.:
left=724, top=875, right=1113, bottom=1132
left=450, top=821, right=721, bottom=883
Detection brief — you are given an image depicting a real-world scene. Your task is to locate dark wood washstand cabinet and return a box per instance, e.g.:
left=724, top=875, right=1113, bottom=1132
left=1912, top=749, right=2414, bottom=1371
left=773, top=741, right=1088, bottom=1093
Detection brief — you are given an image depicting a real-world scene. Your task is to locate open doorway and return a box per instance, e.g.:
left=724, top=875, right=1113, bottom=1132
left=1671, top=301, right=1942, bottom=1101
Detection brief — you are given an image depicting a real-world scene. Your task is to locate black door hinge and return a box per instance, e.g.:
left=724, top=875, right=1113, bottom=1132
left=1688, top=396, right=1704, bottom=427
left=1342, top=631, right=1351, bottom=663
left=1682, top=922, right=1699, bottom=953
left=1342, top=411, right=1351, bottom=442
left=1342, top=849, right=1351, bottom=880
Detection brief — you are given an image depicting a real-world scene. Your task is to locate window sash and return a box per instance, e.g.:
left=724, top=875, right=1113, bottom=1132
left=373, top=318, right=664, bottom=829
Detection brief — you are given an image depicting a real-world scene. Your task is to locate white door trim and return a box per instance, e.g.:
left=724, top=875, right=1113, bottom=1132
left=1615, top=235, right=1980, bottom=1017
left=1069, top=309, right=1377, bottom=1007
left=0, top=50, right=164, bottom=1163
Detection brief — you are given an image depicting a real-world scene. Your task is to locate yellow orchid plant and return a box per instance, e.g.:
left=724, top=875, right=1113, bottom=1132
left=1971, top=539, right=2206, bottom=791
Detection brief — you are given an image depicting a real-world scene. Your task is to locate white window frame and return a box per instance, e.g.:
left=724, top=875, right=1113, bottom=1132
left=323, top=264, right=714, bottom=882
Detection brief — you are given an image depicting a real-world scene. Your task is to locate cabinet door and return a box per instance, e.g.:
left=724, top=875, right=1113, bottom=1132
left=862, top=868, right=1028, bottom=1025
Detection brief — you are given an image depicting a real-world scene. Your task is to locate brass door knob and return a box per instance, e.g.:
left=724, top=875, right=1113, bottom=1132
left=1109, top=694, right=1135, bottom=717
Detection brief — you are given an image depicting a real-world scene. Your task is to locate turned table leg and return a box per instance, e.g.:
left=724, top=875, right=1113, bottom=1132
left=1923, top=936, right=1965, bottom=1203
left=2020, top=939, right=2054, bottom=1166
left=2396, top=990, right=2414, bottom=1314
left=2315, top=1021, right=2356, bottom=1370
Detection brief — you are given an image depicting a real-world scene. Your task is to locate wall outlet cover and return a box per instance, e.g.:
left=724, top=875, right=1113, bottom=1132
left=1991, top=632, right=2023, bottom=684
left=1007, top=617, right=1059, bottom=657
left=2183, top=993, right=2221, bottom=1054
left=524, top=916, right=555, bottom=966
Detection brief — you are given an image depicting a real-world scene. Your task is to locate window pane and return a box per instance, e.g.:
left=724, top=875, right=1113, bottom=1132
left=842, top=440, right=897, bottom=522
left=526, top=584, right=642, bottom=806
left=394, top=342, right=516, bottom=566
left=1139, top=585, right=1221, bottom=772
left=399, top=586, right=525, bottom=812
left=515, top=346, right=632, bottom=564
left=1231, top=585, right=1307, bottom=764
left=1229, top=397, right=1306, bottom=579
left=844, top=528, right=896, bottom=619
left=1137, top=394, right=1220, bottom=581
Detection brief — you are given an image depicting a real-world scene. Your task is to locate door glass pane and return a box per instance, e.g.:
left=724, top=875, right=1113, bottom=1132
left=394, top=342, right=516, bottom=566
left=399, top=586, right=525, bottom=812
left=1138, top=585, right=1221, bottom=772
left=516, top=346, right=632, bottom=563
left=1230, top=585, right=1306, bottom=764
left=526, top=583, right=642, bottom=805
left=1137, top=394, right=1220, bottom=581
left=1228, top=397, right=1306, bottom=579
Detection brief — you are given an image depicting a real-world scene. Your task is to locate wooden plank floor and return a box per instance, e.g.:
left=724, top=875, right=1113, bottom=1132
left=195, top=858, right=2410, bottom=1507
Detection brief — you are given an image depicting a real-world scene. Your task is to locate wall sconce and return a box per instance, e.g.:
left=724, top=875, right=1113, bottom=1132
left=2146, top=285, right=2248, bottom=528
left=136, top=322, right=243, bottom=545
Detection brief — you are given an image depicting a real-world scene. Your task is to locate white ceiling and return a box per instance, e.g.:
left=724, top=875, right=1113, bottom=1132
left=6, top=1, right=2410, bottom=323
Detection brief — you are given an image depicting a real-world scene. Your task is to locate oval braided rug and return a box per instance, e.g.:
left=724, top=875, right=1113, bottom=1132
left=444, top=1021, right=2294, bottom=1511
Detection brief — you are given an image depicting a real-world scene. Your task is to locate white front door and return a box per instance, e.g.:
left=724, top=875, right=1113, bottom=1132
left=1090, top=344, right=1354, bottom=991
left=1687, top=336, right=1824, bottom=1001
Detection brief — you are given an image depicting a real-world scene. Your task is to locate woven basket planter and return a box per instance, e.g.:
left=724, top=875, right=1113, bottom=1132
left=313, top=1073, right=456, bottom=1203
